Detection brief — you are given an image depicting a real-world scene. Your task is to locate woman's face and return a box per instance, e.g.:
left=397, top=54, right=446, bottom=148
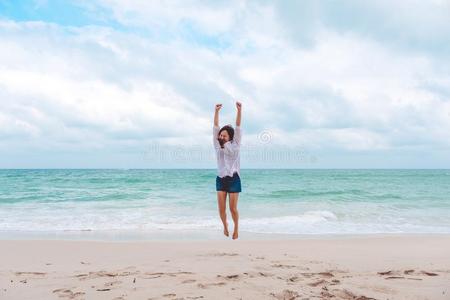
left=218, top=130, right=230, bottom=144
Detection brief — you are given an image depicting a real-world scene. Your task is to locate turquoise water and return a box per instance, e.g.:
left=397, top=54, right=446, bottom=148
left=1, top=169, right=449, bottom=239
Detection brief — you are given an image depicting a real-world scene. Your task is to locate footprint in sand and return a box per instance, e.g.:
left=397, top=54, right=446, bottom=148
left=377, top=271, right=407, bottom=280
left=269, top=289, right=299, bottom=300
left=162, top=293, right=176, bottom=297
left=258, top=271, right=275, bottom=278
left=197, top=282, right=226, bottom=289
left=142, top=272, right=164, bottom=279
left=378, top=270, right=395, bottom=276
left=332, top=288, right=377, bottom=300
left=242, top=271, right=274, bottom=278
left=385, top=276, right=406, bottom=280
left=377, top=269, right=439, bottom=280
left=287, top=275, right=301, bottom=283
left=142, top=271, right=194, bottom=279
left=15, top=271, right=47, bottom=276
left=305, top=272, right=339, bottom=288
left=74, top=270, right=140, bottom=280
left=318, top=272, right=334, bottom=278
left=14, top=271, right=47, bottom=284
left=320, top=286, right=337, bottom=298
left=217, top=274, right=240, bottom=280
left=308, top=279, right=328, bottom=287
left=181, top=279, right=197, bottom=283
left=421, top=270, right=438, bottom=276
left=299, top=271, right=332, bottom=279
left=271, top=263, right=297, bottom=269
left=52, top=288, right=86, bottom=299
left=331, top=279, right=341, bottom=285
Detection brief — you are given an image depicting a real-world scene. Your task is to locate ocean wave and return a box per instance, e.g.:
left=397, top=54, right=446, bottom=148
left=3, top=208, right=449, bottom=235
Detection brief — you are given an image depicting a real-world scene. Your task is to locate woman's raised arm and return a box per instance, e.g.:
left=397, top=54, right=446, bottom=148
left=235, top=101, right=242, bottom=127
left=214, top=103, right=222, bottom=127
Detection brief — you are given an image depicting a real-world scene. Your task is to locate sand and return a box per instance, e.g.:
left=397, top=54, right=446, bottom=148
left=1, top=234, right=449, bottom=299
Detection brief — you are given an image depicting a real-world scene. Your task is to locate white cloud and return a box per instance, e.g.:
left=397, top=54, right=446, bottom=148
left=0, top=1, right=449, bottom=167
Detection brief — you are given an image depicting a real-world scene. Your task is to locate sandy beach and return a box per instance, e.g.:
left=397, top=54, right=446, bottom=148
left=1, top=234, right=449, bottom=300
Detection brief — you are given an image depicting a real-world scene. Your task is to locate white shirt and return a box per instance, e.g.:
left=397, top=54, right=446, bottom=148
left=213, top=125, right=241, bottom=178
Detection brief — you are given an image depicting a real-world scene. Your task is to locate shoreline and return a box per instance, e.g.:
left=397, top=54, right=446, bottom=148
left=1, top=234, right=449, bottom=299
left=2, top=230, right=450, bottom=242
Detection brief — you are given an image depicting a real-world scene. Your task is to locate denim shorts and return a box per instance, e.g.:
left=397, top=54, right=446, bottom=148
left=216, top=172, right=242, bottom=193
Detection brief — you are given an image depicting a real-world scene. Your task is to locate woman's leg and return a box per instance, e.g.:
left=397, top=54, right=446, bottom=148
left=217, top=191, right=229, bottom=237
left=229, top=192, right=239, bottom=239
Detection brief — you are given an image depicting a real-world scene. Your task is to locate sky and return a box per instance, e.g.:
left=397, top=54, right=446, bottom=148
left=0, top=0, right=449, bottom=169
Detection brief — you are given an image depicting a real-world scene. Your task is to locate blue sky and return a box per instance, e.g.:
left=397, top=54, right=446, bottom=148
left=0, top=0, right=449, bottom=168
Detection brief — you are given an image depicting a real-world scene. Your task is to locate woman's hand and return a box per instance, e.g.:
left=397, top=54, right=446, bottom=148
left=215, top=104, right=223, bottom=112
left=235, top=101, right=242, bottom=126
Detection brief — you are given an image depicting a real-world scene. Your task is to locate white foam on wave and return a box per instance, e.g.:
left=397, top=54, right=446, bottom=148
left=0, top=209, right=338, bottom=232
left=2, top=203, right=450, bottom=235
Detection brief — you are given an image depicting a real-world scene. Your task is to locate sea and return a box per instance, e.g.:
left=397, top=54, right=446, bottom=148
left=1, top=169, right=449, bottom=240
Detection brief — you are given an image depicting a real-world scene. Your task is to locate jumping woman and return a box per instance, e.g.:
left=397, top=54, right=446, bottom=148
left=213, top=101, right=242, bottom=240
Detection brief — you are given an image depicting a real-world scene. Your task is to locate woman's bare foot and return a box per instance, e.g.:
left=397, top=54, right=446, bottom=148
left=232, top=230, right=238, bottom=240
left=224, top=222, right=229, bottom=237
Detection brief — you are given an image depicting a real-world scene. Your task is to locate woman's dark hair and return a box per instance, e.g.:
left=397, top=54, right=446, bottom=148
left=218, top=125, right=234, bottom=141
